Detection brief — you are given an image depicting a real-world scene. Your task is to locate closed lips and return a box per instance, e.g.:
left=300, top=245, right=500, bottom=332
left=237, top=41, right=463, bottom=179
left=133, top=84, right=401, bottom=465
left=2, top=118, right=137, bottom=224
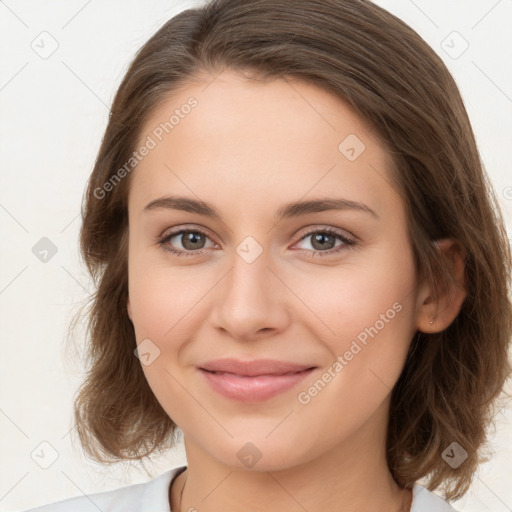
left=203, top=369, right=313, bottom=376
left=199, top=358, right=316, bottom=376
left=198, top=359, right=318, bottom=402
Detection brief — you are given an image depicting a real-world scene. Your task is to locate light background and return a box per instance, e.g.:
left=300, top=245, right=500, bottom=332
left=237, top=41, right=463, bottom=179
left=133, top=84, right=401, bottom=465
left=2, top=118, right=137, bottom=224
left=0, top=0, right=511, bottom=511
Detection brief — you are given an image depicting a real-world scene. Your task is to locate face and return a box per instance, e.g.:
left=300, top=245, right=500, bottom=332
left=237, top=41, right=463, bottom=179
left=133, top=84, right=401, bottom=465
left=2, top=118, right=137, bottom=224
left=126, top=69, right=422, bottom=471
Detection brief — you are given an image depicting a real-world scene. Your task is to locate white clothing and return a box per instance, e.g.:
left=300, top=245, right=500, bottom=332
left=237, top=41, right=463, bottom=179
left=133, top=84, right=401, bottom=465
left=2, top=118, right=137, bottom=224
left=19, top=465, right=457, bottom=511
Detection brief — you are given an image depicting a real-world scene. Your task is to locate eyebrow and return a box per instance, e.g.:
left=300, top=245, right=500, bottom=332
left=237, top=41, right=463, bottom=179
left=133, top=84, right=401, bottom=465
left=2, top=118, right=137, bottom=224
left=143, top=195, right=379, bottom=221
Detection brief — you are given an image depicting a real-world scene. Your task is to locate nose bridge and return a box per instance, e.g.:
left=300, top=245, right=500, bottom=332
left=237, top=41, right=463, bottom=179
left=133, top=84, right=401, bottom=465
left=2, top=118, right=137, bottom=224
left=224, top=243, right=273, bottom=315
left=211, top=238, right=288, bottom=339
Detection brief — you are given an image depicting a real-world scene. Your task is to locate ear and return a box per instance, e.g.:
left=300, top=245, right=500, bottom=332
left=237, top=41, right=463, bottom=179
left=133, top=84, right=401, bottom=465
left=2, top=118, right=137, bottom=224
left=415, top=238, right=467, bottom=333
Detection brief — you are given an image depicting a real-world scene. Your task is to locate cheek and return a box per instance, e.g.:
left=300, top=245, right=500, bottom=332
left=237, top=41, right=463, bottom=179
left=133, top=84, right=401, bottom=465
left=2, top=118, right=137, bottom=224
left=127, top=247, right=210, bottom=339
left=282, top=271, right=416, bottom=461
left=288, top=246, right=417, bottom=400
left=297, top=250, right=416, bottom=411
left=127, top=254, right=218, bottom=396
left=286, top=246, right=416, bottom=347
left=128, top=260, right=208, bottom=427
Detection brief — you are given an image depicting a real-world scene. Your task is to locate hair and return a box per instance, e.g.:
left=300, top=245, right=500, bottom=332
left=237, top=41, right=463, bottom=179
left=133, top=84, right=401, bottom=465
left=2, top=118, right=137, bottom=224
left=70, top=0, right=512, bottom=501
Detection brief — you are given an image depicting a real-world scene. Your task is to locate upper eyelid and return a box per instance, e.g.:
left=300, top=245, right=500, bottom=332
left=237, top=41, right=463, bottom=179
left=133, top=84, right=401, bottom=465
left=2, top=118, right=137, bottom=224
left=295, top=225, right=354, bottom=240
left=161, top=224, right=219, bottom=245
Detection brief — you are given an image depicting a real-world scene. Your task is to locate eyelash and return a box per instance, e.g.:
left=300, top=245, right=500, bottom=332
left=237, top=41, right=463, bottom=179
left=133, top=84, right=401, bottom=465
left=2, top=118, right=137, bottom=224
left=157, top=226, right=357, bottom=258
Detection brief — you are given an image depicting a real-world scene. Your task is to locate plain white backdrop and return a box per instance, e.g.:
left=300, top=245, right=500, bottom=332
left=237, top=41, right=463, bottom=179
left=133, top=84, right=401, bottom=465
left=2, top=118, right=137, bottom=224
left=0, top=1, right=511, bottom=511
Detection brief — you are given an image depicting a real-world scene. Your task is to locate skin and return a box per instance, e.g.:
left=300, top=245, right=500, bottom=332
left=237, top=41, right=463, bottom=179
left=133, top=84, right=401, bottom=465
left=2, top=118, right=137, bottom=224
left=126, top=69, right=466, bottom=512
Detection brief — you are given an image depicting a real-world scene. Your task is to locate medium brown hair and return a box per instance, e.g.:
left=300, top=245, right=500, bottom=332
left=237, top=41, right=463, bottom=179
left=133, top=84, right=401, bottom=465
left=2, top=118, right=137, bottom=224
left=71, top=0, right=512, bottom=500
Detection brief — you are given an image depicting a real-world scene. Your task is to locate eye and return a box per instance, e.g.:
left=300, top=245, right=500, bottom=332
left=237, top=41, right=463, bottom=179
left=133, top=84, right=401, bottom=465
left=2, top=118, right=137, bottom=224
left=157, top=226, right=357, bottom=258
left=293, top=227, right=357, bottom=257
left=158, top=228, right=216, bottom=257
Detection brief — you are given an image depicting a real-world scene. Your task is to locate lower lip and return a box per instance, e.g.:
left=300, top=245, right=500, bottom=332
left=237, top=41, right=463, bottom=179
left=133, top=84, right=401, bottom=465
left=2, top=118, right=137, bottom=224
left=199, top=368, right=316, bottom=403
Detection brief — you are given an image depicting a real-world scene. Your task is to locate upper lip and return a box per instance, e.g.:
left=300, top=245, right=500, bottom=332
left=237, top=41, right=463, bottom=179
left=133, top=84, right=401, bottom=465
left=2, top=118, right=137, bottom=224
left=199, top=358, right=316, bottom=376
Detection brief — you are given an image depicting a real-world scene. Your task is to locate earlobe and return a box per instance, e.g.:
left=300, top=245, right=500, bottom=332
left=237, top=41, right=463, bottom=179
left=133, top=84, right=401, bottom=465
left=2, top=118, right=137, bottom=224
left=416, top=238, right=467, bottom=334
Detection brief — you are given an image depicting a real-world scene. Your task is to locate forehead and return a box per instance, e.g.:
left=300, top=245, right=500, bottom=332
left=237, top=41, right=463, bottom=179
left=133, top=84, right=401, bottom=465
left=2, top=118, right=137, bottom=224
left=129, top=70, right=398, bottom=219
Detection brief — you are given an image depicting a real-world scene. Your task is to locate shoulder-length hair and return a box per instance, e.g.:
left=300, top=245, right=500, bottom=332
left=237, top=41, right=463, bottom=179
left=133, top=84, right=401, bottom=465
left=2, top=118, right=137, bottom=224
left=71, top=0, right=512, bottom=500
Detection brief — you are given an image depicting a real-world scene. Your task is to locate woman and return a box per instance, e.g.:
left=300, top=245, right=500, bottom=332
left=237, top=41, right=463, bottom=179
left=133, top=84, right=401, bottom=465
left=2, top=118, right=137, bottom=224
left=23, top=0, right=512, bottom=510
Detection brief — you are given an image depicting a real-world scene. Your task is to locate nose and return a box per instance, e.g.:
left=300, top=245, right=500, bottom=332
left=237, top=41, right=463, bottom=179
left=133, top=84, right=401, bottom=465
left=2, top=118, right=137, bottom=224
left=210, top=248, right=290, bottom=342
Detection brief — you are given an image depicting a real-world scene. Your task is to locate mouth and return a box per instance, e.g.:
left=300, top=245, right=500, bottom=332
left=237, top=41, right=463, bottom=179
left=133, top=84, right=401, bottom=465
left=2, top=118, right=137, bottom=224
left=199, top=358, right=316, bottom=376
left=202, top=369, right=313, bottom=376
left=198, top=363, right=317, bottom=402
